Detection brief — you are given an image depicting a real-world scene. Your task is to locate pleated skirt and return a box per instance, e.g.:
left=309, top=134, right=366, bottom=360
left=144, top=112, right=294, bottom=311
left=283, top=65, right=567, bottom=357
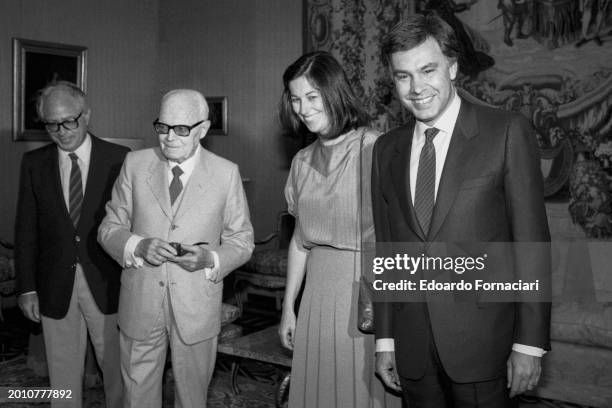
left=288, top=247, right=400, bottom=408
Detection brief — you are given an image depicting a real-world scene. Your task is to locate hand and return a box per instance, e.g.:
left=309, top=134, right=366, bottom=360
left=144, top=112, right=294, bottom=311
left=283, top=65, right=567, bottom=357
left=279, top=308, right=296, bottom=350
left=507, top=351, right=542, bottom=398
left=135, top=238, right=177, bottom=266
left=18, top=292, right=40, bottom=323
left=172, top=244, right=214, bottom=272
left=376, top=351, right=402, bottom=392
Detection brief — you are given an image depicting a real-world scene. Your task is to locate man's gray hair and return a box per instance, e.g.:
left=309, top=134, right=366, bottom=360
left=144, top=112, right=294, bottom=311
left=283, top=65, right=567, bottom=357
left=161, top=89, right=209, bottom=119
left=36, top=81, right=88, bottom=119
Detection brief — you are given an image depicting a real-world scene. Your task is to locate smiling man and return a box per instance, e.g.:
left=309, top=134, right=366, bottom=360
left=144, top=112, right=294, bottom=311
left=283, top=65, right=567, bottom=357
left=370, top=13, right=551, bottom=408
left=15, top=81, right=127, bottom=408
left=98, top=89, right=254, bottom=408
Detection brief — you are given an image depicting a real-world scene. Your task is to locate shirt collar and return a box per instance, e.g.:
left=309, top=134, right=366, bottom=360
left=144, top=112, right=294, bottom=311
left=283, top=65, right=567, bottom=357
left=57, top=133, right=92, bottom=164
left=415, top=91, right=461, bottom=140
left=167, top=145, right=200, bottom=179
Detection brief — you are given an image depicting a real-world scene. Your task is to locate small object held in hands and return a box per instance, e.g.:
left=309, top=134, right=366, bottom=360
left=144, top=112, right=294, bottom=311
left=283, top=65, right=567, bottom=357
left=170, top=242, right=187, bottom=257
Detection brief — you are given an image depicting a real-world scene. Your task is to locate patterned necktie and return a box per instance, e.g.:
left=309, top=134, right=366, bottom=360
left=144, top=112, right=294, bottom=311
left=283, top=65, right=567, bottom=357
left=68, top=153, right=83, bottom=227
left=169, top=165, right=184, bottom=205
left=414, top=127, right=439, bottom=236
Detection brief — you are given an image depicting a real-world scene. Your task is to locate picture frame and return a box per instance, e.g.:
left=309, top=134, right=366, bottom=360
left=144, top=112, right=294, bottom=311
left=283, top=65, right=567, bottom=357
left=12, top=38, right=87, bottom=141
left=206, top=96, right=228, bottom=136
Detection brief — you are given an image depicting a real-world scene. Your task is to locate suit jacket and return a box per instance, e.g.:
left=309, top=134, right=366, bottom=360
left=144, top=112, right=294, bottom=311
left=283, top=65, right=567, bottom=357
left=371, top=98, right=551, bottom=382
left=98, top=147, right=254, bottom=345
left=15, top=135, right=129, bottom=319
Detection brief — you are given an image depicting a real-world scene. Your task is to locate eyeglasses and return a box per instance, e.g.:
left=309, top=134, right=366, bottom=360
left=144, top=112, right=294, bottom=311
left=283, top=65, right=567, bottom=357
left=43, top=112, right=83, bottom=133
left=153, top=119, right=206, bottom=137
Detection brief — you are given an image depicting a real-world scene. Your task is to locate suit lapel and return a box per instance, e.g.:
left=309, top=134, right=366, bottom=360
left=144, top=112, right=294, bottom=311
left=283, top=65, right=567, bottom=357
left=80, top=135, right=101, bottom=226
left=173, top=151, right=212, bottom=222
left=147, top=149, right=174, bottom=221
left=390, top=121, right=427, bottom=241
left=428, top=101, right=478, bottom=240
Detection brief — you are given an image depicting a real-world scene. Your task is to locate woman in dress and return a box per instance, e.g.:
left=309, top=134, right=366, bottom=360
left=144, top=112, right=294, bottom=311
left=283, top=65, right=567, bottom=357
left=278, top=51, right=400, bottom=408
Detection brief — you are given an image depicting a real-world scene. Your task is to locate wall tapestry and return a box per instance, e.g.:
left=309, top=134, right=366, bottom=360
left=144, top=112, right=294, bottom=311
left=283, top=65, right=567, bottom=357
left=305, top=0, right=612, bottom=238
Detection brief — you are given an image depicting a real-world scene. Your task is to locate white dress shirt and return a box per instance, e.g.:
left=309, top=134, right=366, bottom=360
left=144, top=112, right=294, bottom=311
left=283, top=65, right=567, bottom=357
left=408, top=94, right=459, bottom=205
left=376, top=92, right=545, bottom=358
left=58, top=133, right=92, bottom=207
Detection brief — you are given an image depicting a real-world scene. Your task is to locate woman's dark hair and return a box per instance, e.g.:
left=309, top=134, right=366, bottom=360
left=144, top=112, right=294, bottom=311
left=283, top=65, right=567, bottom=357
left=279, top=51, right=369, bottom=139
left=381, top=11, right=460, bottom=68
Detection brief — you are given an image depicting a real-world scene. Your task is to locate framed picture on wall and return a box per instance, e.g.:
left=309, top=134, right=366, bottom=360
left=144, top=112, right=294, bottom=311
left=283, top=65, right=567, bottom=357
left=206, top=96, right=228, bottom=135
left=12, top=38, right=87, bottom=141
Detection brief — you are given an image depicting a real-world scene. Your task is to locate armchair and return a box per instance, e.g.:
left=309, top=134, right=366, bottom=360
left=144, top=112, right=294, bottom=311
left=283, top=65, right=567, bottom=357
left=233, top=211, right=294, bottom=314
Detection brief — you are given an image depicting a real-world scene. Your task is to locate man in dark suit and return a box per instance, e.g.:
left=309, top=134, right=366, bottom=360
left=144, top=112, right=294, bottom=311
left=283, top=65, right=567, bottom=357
left=371, top=13, right=551, bottom=408
left=15, top=81, right=128, bottom=408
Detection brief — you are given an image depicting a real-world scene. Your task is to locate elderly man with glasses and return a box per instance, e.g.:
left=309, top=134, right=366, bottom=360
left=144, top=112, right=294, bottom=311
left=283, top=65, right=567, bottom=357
left=15, top=81, right=128, bottom=408
left=98, top=89, right=254, bottom=408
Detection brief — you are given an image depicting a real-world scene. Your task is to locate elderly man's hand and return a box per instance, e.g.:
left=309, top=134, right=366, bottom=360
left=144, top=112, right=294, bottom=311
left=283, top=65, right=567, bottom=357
left=507, top=351, right=542, bottom=398
left=135, top=238, right=177, bottom=266
left=172, top=244, right=215, bottom=273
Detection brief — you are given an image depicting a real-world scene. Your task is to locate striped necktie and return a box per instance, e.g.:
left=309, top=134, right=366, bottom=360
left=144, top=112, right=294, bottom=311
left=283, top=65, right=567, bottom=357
left=169, top=165, right=184, bottom=205
left=414, top=127, right=439, bottom=236
left=68, top=153, right=83, bottom=227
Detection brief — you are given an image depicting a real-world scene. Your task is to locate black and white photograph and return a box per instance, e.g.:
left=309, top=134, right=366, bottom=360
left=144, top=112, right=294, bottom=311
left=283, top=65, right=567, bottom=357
left=0, top=1, right=611, bottom=408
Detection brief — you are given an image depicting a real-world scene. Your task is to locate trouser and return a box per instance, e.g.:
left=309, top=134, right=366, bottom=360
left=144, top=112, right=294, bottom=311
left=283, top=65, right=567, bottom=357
left=41, top=264, right=123, bottom=408
left=120, top=289, right=217, bottom=408
left=398, top=319, right=515, bottom=408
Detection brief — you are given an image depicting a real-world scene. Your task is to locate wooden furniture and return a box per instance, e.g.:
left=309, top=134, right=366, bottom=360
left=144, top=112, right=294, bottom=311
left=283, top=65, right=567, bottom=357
left=234, top=212, right=294, bottom=313
left=217, top=325, right=292, bottom=408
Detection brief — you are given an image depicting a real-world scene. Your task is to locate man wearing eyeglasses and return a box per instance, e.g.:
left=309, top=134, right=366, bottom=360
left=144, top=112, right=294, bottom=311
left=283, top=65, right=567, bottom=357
left=15, top=81, right=128, bottom=408
left=98, top=89, right=254, bottom=408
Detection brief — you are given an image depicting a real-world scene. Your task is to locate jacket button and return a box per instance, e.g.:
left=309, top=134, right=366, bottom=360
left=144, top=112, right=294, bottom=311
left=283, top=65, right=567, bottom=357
left=171, top=224, right=178, bottom=230
left=75, top=235, right=81, bottom=243
left=159, top=281, right=165, bottom=287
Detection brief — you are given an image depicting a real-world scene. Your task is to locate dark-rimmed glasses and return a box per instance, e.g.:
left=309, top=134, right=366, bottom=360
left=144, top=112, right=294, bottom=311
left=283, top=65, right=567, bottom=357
left=43, top=112, right=83, bottom=133
left=153, top=119, right=206, bottom=137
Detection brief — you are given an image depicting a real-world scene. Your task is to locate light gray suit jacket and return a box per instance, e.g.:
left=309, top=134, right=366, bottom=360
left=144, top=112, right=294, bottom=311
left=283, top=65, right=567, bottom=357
left=98, top=147, right=254, bottom=344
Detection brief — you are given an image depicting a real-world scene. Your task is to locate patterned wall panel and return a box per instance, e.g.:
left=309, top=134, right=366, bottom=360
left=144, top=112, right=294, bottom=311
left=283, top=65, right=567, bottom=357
left=305, top=0, right=612, bottom=237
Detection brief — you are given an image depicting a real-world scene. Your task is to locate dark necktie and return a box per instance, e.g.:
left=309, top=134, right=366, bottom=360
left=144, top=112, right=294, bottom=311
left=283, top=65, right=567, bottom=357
left=414, top=127, right=439, bottom=236
left=169, top=165, right=184, bottom=205
left=68, top=153, right=83, bottom=227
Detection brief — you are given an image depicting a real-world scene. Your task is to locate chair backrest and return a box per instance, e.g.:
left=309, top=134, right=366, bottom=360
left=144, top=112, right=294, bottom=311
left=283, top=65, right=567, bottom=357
left=277, top=211, right=295, bottom=250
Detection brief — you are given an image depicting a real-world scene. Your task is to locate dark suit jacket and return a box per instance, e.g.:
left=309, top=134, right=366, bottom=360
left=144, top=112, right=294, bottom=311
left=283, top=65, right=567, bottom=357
left=371, top=98, right=551, bottom=382
left=15, top=135, right=129, bottom=319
